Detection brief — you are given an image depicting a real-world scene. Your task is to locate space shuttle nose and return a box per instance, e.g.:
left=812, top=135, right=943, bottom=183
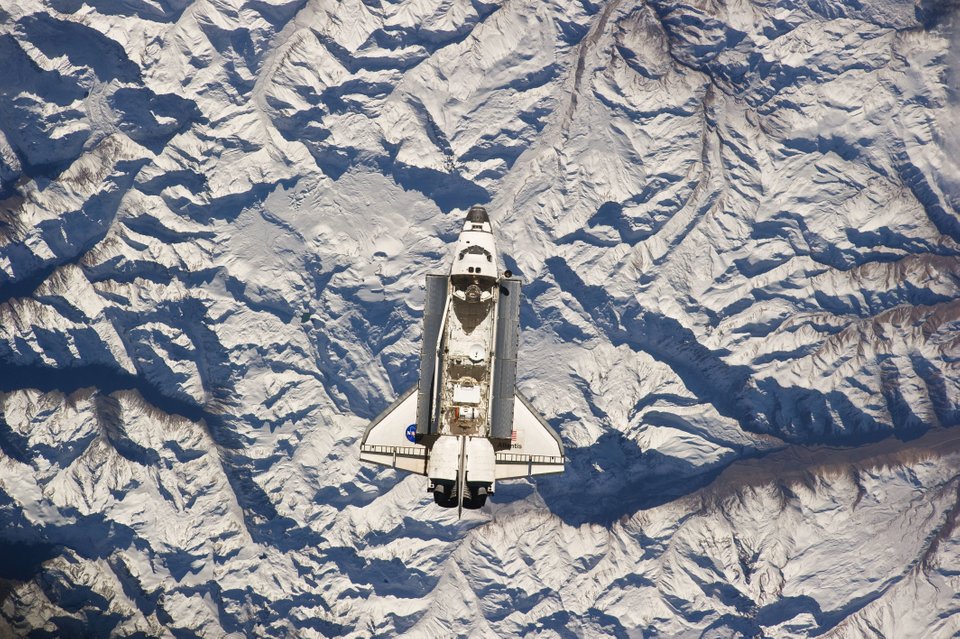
left=466, top=205, right=489, bottom=224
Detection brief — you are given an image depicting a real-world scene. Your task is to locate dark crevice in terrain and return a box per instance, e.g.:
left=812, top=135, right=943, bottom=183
left=540, top=420, right=960, bottom=528
left=0, top=541, right=58, bottom=580
left=0, top=154, right=148, bottom=305
left=20, top=14, right=143, bottom=84
left=544, top=256, right=753, bottom=426
left=537, top=428, right=730, bottom=525
left=0, top=363, right=210, bottom=424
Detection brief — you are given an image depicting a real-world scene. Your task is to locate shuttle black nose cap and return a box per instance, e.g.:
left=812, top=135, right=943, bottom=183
left=466, top=205, right=489, bottom=224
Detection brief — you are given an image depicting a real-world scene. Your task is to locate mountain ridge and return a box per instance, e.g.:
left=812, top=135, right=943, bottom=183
left=0, top=0, right=958, bottom=636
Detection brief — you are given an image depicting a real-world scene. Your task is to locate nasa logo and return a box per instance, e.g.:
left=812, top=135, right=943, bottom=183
left=405, top=424, right=417, bottom=443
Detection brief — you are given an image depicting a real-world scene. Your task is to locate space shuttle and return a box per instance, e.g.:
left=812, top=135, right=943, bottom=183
left=359, top=206, right=565, bottom=515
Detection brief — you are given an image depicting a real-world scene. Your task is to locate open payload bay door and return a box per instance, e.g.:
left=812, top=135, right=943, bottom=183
left=495, top=391, right=565, bottom=479
left=359, top=386, right=428, bottom=475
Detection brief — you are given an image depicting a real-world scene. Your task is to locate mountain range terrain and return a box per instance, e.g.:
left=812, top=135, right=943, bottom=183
left=0, top=0, right=959, bottom=636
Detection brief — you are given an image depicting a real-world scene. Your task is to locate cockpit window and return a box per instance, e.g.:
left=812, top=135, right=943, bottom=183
left=459, top=245, right=492, bottom=260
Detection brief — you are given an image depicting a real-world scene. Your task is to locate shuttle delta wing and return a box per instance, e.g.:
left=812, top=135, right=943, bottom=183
left=494, top=392, right=565, bottom=479
left=359, top=386, right=428, bottom=475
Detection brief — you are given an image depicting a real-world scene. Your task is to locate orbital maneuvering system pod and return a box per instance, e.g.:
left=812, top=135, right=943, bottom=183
left=360, top=206, right=565, bottom=516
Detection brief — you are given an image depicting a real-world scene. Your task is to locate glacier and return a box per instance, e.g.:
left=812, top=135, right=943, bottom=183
left=0, top=0, right=958, bottom=636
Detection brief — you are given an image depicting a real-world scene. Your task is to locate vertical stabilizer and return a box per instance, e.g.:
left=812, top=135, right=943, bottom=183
left=457, top=436, right=466, bottom=519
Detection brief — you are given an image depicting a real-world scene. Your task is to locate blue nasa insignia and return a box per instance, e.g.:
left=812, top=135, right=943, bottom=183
left=405, top=424, right=417, bottom=443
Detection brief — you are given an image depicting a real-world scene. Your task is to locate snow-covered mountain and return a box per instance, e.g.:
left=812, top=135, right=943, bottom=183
left=0, top=0, right=958, bottom=636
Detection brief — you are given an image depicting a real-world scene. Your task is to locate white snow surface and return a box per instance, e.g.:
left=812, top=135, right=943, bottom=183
left=0, top=0, right=959, bottom=636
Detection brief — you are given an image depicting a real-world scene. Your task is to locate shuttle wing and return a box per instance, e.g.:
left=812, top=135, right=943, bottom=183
left=359, top=386, right=428, bottom=475
left=495, top=391, right=565, bottom=479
